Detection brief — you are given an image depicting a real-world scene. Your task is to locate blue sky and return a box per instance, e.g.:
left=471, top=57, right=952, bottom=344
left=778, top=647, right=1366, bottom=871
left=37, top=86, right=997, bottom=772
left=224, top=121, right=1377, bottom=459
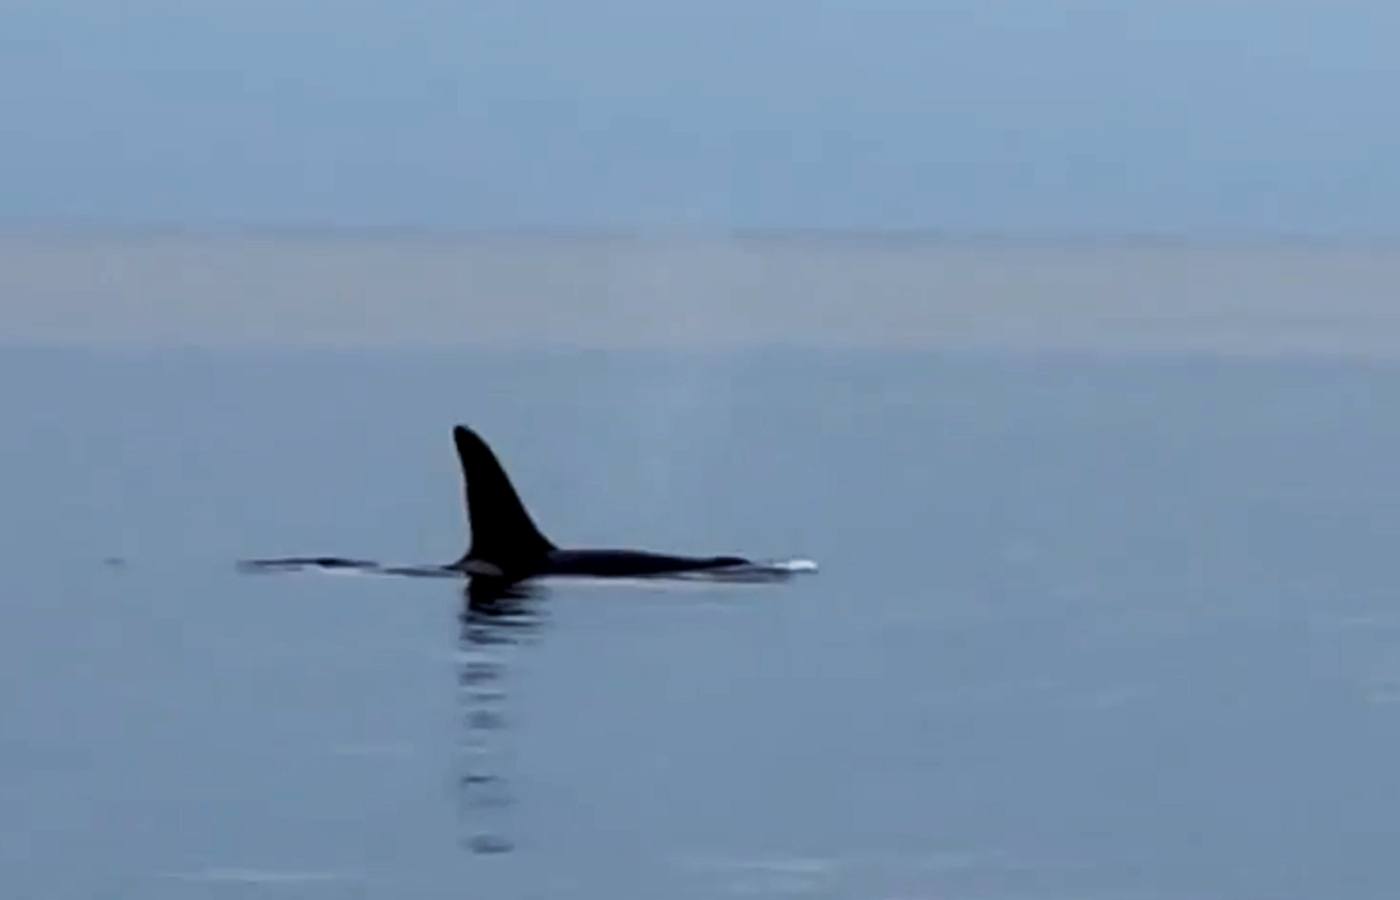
left=3, top=0, right=1397, bottom=234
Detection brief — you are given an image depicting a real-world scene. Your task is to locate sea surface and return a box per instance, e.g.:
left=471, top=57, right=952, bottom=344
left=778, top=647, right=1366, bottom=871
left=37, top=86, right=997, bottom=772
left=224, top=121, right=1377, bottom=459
left=4, top=237, right=1400, bottom=899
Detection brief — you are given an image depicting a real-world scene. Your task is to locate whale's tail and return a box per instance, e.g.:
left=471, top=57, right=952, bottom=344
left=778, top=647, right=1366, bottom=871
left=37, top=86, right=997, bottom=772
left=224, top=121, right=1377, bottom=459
left=451, top=425, right=555, bottom=577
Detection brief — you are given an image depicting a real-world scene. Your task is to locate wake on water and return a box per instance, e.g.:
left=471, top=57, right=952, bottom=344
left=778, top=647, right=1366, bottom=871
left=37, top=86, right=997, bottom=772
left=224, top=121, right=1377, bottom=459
left=237, top=556, right=818, bottom=584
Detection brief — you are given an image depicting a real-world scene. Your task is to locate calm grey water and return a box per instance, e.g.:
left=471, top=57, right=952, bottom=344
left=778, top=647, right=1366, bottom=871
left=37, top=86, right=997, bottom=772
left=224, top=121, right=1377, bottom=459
left=5, top=344, right=1400, bottom=899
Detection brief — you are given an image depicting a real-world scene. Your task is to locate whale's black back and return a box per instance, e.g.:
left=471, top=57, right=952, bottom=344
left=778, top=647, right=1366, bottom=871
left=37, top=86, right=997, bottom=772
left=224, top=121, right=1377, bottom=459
left=241, top=425, right=805, bottom=585
left=453, top=426, right=554, bottom=575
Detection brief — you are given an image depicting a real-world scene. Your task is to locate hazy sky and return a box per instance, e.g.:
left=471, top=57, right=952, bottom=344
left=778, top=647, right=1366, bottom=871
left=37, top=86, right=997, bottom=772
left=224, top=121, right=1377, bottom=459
left=4, top=0, right=1398, bottom=234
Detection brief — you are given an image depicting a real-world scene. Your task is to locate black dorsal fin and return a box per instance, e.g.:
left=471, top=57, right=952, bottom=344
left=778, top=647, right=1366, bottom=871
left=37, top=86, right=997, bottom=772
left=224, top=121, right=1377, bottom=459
left=452, top=425, right=555, bottom=574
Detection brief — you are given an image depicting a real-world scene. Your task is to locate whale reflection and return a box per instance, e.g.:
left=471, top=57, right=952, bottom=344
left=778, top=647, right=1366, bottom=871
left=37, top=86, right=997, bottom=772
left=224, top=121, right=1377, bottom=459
left=453, top=579, right=544, bottom=855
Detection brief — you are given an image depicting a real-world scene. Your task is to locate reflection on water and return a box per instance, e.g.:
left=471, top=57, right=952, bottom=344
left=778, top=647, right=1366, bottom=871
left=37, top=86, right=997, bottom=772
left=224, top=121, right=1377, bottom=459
left=234, top=561, right=550, bottom=856
left=454, top=580, right=545, bottom=855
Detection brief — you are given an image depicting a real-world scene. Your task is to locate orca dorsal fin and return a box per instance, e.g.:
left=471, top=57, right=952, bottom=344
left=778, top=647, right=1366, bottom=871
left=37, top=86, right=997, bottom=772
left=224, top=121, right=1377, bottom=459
left=452, top=425, right=555, bottom=573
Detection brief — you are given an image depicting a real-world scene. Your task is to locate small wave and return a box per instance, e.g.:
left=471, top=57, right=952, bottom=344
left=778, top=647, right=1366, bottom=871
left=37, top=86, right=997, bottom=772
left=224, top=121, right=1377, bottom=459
left=769, top=558, right=819, bottom=573
left=237, top=558, right=458, bottom=578
left=668, top=558, right=819, bottom=582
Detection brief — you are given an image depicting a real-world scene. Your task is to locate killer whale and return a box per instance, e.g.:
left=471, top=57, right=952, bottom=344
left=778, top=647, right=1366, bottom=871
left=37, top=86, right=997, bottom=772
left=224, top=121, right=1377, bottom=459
left=240, top=426, right=813, bottom=584
left=448, top=425, right=772, bottom=583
